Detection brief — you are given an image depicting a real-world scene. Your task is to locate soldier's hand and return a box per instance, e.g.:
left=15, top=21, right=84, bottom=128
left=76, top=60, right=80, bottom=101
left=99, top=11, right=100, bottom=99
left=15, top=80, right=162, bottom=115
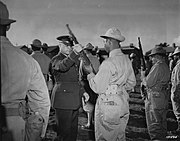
left=83, top=92, right=90, bottom=102
left=83, top=64, right=93, bottom=74
left=73, top=44, right=83, bottom=53
left=140, top=67, right=145, bottom=78
left=47, top=79, right=53, bottom=92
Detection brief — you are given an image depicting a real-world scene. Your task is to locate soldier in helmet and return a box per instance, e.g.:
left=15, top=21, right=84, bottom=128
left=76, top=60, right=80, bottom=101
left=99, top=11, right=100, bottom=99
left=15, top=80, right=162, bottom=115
left=170, top=46, right=180, bottom=135
left=141, top=46, right=170, bottom=140
left=31, top=39, right=52, bottom=87
left=1, top=1, right=50, bottom=141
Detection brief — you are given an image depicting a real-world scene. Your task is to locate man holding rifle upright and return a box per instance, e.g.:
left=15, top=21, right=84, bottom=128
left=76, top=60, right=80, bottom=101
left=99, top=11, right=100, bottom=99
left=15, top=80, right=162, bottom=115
left=141, top=46, right=170, bottom=140
left=50, top=35, right=87, bottom=141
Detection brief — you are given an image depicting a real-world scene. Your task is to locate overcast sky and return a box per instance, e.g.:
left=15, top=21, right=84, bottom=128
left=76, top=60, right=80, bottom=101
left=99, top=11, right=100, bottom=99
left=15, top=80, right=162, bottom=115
left=2, top=0, right=180, bottom=52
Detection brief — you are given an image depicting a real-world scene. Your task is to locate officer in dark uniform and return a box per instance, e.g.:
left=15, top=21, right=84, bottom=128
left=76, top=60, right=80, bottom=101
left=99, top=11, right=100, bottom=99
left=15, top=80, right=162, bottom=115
left=50, top=35, right=83, bottom=141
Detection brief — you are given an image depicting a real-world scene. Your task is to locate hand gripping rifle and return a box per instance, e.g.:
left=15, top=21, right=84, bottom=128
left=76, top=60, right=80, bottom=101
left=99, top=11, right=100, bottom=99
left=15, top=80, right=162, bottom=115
left=66, top=24, right=96, bottom=104
left=138, top=37, right=147, bottom=100
left=66, top=24, right=95, bottom=74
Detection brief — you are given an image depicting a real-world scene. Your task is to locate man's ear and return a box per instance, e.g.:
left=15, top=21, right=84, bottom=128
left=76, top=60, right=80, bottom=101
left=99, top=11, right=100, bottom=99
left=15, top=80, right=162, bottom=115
left=109, top=39, right=113, bottom=46
left=6, top=25, right=10, bottom=31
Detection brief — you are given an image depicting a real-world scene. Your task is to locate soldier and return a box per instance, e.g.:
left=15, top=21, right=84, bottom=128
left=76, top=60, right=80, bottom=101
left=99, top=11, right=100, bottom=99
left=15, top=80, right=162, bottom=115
left=31, top=39, right=53, bottom=93
left=83, top=27, right=136, bottom=140
left=141, top=46, right=170, bottom=140
left=170, top=47, right=180, bottom=135
left=1, top=1, right=50, bottom=141
left=31, top=39, right=51, bottom=82
left=50, top=35, right=83, bottom=141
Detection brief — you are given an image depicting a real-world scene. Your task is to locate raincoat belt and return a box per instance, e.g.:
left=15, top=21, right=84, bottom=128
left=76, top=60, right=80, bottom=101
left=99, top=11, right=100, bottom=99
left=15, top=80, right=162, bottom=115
left=151, top=84, right=168, bottom=92
left=98, top=84, right=129, bottom=124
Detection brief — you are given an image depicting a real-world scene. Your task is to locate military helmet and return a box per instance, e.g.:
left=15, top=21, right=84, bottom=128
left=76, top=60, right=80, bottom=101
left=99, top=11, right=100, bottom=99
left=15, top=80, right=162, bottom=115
left=149, top=46, right=166, bottom=56
left=100, top=27, right=125, bottom=42
left=31, top=39, right=42, bottom=48
left=0, top=1, right=16, bottom=25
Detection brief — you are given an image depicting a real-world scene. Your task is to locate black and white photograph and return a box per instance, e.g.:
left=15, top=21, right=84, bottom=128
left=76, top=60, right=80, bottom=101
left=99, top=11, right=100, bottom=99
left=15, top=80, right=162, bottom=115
left=1, top=0, right=180, bottom=141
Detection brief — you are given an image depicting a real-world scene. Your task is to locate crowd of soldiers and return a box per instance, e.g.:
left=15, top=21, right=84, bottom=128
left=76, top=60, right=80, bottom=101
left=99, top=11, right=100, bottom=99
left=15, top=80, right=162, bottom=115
left=1, top=1, right=180, bottom=141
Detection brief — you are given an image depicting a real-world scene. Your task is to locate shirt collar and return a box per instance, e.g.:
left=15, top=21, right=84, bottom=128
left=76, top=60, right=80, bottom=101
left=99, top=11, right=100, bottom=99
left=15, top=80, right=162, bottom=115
left=154, top=59, right=164, bottom=65
left=109, top=48, right=123, bottom=57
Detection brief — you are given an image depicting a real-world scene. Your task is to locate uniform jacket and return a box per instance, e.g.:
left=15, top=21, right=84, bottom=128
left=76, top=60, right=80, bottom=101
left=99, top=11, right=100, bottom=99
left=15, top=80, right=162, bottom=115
left=31, top=51, right=51, bottom=81
left=1, top=36, right=50, bottom=137
left=146, top=60, right=170, bottom=109
left=50, top=51, right=82, bottom=109
left=171, top=60, right=180, bottom=95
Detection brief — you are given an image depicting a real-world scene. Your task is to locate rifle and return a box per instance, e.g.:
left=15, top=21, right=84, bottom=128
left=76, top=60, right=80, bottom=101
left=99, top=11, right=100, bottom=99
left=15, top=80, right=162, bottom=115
left=138, top=37, right=146, bottom=71
left=138, top=37, right=147, bottom=100
left=66, top=24, right=91, bottom=66
left=66, top=24, right=95, bottom=74
left=66, top=24, right=79, bottom=44
left=66, top=24, right=97, bottom=104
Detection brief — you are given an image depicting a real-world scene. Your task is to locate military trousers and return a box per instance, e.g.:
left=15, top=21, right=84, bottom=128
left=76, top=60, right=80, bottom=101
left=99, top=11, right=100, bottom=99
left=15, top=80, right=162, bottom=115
left=145, top=100, right=168, bottom=140
left=55, top=108, right=79, bottom=141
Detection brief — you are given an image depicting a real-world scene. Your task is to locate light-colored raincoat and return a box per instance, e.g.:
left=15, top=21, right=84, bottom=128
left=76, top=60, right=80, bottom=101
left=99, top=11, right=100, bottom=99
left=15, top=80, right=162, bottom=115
left=87, top=48, right=136, bottom=141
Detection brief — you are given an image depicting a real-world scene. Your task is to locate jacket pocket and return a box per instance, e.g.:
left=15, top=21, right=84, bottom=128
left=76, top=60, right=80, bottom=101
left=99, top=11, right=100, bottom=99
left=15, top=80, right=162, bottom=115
left=100, top=94, right=129, bottom=124
left=150, top=91, right=167, bottom=109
